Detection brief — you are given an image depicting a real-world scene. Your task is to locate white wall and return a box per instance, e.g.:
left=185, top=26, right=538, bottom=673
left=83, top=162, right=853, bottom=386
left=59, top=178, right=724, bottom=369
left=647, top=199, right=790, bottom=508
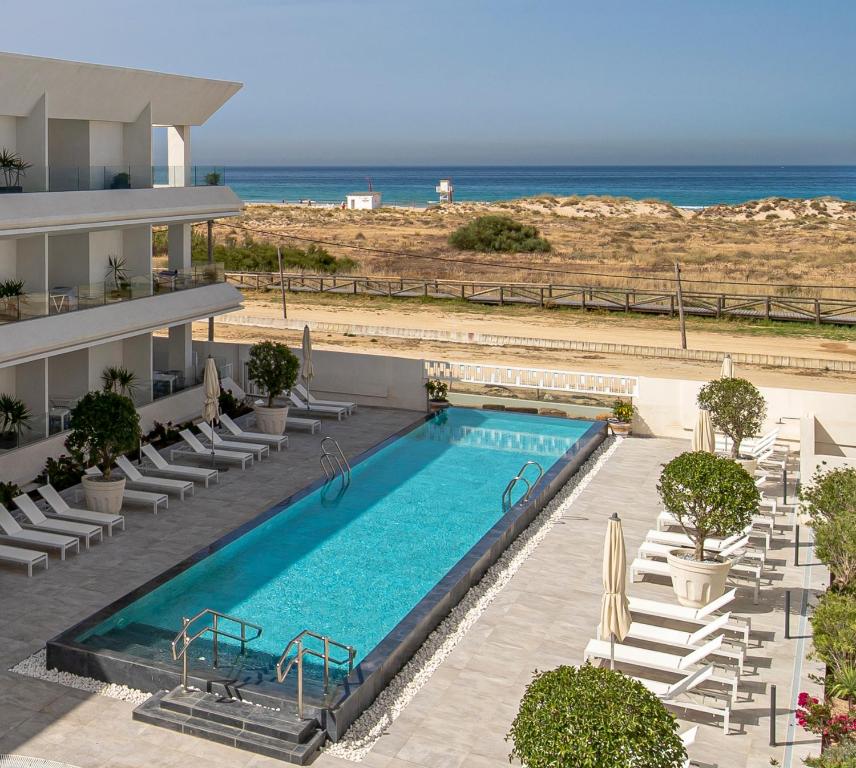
left=48, top=349, right=88, bottom=404
left=89, top=229, right=123, bottom=284
left=0, top=115, right=16, bottom=151
left=123, top=225, right=151, bottom=276
left=89, top=121, right=124, bottom=167
left=0, top=366, right=15, bottom=396
left=48, top=232, right=89, bottom=287
left=0, top=240, right=16, bottom=281
left=87, top=340, right=123, bottom=391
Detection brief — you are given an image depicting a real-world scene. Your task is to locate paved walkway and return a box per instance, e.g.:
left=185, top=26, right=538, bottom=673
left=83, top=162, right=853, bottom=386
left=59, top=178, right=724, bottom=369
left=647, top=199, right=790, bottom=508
left=0, top=427, right=824, bottom=768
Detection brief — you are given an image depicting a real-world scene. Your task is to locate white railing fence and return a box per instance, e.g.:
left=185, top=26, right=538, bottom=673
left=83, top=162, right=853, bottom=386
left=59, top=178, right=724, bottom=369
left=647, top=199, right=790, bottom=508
left=423, top=360, right=639, bottom=398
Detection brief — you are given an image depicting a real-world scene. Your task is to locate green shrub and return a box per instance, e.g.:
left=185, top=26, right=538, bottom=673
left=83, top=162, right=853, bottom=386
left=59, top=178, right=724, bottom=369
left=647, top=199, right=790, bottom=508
left=697, top=377, right=767, bottom=458
left=811, top=591, right=856, bottom=679
left=449, top=215, right=551, bottom=253
left=36, top=454, right=85, bottom=491
left=804, top=736, right=856, bottom=766
left=66, top=391, right=141, bottom=480
left=507, top=665, right=686, bottom=768
left=247, top=342, right=300, bottom=408
left=190, top=234, right=357, bottom=274
left=801, top=468, right=856, bottom=591
left=611, top=399, right=634, bottom=423
left=658, top=451, right=759, bottom=561
left=0, top=481, right=21, bottom=507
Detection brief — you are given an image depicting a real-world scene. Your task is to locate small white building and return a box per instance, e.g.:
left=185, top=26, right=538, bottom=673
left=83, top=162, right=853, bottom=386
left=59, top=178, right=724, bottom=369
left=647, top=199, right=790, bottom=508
left=346, top=192, right=381, bottom=210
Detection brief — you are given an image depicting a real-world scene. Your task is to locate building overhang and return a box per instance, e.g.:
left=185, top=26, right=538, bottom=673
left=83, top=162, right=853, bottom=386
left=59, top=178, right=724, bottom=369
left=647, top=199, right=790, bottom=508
left=0, top=282, right=243, bottom=367
left=0, top=186, right=242, bottom=237
left=0, top=51, right=241, bottom=125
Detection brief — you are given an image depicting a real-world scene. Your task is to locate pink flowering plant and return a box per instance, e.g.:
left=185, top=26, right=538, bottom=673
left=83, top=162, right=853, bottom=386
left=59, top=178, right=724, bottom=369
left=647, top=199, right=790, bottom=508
left=796, top=692, right=856, bottom=747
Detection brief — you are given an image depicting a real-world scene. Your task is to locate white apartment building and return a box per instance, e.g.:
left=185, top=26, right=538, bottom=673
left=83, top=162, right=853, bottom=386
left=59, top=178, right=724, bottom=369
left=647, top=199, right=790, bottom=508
left=0, top=52, right=244, bottom=482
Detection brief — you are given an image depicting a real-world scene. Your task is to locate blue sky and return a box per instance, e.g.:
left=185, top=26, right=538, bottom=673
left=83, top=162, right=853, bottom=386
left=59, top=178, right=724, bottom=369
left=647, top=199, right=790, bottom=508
left=8, top=0, right=856, bottom=165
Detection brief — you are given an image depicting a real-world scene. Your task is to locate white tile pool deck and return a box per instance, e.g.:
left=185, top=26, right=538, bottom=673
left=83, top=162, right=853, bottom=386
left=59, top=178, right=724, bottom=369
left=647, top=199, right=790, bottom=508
left=0, top=410, right=825, bottom=768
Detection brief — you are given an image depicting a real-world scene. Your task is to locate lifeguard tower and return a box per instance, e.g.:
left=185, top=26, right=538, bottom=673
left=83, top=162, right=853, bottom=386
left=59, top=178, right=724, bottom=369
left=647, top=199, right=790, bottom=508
left=435, top=178, right=454, bottom=203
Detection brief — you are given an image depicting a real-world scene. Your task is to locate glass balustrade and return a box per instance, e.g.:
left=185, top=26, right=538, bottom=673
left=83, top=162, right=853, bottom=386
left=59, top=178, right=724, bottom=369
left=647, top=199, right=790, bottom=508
left=5, top=165, right=227, bottom=193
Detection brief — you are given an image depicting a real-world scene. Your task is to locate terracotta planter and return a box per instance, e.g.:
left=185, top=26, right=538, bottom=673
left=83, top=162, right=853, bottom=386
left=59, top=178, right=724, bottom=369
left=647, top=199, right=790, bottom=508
left=428, top=400, right=450, bottom=413
left=81, top=475, right=125, bottom=515
left=254, top=404, right=289, bottom=435
left=608, top=419, right=632, bottom=436
left=666, top=548, right=732, bottom=608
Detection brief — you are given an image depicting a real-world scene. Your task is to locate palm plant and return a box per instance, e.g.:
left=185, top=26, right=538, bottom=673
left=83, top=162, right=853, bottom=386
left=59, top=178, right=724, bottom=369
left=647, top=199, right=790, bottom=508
left=829, top=664, right=856, bottom=711
left=105, top=255, right=129, bottom=290
left=0, top=148, right=31, bottom=188
left=101, top=366, right=139, bottom=398
left=0, top=393, right=32, bottom=446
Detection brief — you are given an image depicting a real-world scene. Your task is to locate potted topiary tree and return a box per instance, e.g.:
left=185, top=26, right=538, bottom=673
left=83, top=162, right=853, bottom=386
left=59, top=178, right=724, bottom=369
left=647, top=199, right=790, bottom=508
left=658, top=451, right=759, bottom=607
left=608, top=399, right=635, bottom=436
left=425, top=379, right=449, bottom=412
left=697, top=377, right=766, bottom=473
left=247, top=341, right=300, bottom=434
left=508, top=664, right=687, bottom=768
left=67, top=390, right=141, bottom=513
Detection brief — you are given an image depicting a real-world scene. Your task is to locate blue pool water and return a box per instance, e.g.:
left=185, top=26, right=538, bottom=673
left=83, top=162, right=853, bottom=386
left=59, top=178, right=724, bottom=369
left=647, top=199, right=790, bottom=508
left=79, top=409, right=591, bottom=667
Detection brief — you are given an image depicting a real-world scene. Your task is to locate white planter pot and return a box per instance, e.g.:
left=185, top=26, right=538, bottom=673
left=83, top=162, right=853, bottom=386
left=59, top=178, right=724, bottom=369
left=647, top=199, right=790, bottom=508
left=735, top=456, right=757, bottom=475
left=666, top=549, right=732, bottom=608
left=254, top=404, right=289, bottom=435
left=81, top=475, right=125, bottom=515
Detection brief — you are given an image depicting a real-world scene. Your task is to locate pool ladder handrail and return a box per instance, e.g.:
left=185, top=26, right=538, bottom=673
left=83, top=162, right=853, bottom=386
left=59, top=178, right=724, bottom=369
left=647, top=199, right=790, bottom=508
left=320, top=436, right=351, bottom=486
left=171, top=608, right=263, bottom=691
left=501, top=460, right=544, bottom=510
left=276, top=629, right=356, bottom=719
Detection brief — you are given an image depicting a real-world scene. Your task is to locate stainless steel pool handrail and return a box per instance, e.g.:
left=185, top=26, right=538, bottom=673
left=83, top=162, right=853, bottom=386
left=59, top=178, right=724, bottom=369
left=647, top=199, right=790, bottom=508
left=276, top=629, right=356, bottom=719
left=171, top=608, right=263, bottom=691
left=501, top=460, right=544, bottom=510
left=320, top=436, right=351, bottom=486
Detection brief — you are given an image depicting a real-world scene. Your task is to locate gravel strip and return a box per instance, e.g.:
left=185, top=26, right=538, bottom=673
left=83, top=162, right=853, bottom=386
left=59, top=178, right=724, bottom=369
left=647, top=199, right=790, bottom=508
left=325, top=435, right=621, bottom=761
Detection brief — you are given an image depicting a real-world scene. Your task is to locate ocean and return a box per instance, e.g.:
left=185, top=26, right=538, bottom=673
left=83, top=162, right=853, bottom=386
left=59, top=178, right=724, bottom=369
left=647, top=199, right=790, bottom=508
left=221, top=165, right=856, bottom=208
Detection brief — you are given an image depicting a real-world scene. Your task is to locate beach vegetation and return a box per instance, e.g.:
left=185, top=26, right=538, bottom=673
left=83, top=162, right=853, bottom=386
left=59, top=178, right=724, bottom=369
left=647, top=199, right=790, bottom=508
left=657, top=451, right=759, bottom=562
left=193, top=233, right=356, bottom=274
left=449, top=215, right=551, bottom=253
left=507, top=664, right=686, bottom=768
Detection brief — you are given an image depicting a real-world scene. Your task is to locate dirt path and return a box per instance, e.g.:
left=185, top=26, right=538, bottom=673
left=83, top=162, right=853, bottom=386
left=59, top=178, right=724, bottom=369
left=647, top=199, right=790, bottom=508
left=197, top=296, right=856, bottom=393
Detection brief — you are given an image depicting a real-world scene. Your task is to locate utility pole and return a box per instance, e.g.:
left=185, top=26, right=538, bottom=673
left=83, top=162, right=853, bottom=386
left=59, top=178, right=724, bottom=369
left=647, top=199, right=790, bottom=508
left=277, top=246, right=288, bottom=319
left=207, top=219, right=214, bottom=342
left=674, top=259, right=687, bottom=350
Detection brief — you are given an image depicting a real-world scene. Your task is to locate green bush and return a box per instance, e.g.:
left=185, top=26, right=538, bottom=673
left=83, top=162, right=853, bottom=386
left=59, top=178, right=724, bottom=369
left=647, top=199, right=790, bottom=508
left=66, top=391, right=141, bottom=481
left=801, top=468, right=856, bottom=591
left=190, top=234, right=357, bottom=274
left=611, top=399, right=634, bottom=423
left=507, top=665, right=686, bottom=768
left=449, top=215, right=551, bottom=253
left=36, top=454, right=85, bottom=491
left=247, top=341, right=300, bottom=408
left=0, top=481, right=21, bottom=507
left=810, top=591, right=856, bottom=679
left=697, top=377, right=767, bottom=458
left=804, top=736, right=856, bottom=766
left=658, top=451, right=759, bottom=561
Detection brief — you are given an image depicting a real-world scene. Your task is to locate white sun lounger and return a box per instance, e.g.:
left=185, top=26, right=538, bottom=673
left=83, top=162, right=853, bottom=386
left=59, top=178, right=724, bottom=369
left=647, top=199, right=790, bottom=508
left=219, top=414, right=289, bottom=451
left=221, top=376, right=321, bottom=434
left=84, top=467, right=168, bottom=513
left=13, top=494, right=103, bottom=550
left=657, top=504, right=773, bottom=550
left=0, top=543, right=49, bottom=576
left=623, top=612, right=744, bottom=673
left=644, top=530, right=765, bottom=567
left=633, top=665, right=733, bottom=733
left=583, top=635, right=737, bottom=700
left=628, top=589, right=750, bottom=646
left=0, top=505, right=79, bottom=560
left=198, top=422, right=269, bottom=460
left=140, top=445, right=219, bottom=487
left=173, top=429, right=252, bottom=469
left=116, top=456, right=194, bottom=500
left=38, top=484, right=125, bottom=536
left=287, top=391, right=347, bottom=420
left=294, top=384, right=356, bottom=415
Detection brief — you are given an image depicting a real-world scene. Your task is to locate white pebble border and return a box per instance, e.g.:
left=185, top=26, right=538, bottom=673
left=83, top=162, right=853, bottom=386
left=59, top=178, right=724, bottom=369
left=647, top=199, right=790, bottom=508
left=6, top=435, right=620, bottom=761
left=326, top=435, right=622, bottom=761
left=9, top=648, right=151, bottom=706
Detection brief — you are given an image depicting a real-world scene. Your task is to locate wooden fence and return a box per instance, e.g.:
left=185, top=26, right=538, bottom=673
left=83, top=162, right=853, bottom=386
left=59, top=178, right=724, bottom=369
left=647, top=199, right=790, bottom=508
left=225, top=272, right=856, bottom=326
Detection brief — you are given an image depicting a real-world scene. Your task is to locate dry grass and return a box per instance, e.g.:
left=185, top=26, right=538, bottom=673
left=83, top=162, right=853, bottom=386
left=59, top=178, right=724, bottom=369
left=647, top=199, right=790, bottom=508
left=221, top=195, right=856, bottom=299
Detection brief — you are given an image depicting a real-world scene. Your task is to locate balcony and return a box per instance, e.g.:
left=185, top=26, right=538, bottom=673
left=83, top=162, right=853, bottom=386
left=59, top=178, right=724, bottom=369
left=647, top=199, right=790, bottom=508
left=0, top=265, right=243, bottom=367
left=34, top=165, right=226, bottom=192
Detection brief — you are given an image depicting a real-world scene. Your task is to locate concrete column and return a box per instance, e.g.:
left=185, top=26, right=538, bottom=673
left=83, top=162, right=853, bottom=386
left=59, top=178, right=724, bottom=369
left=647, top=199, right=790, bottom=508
left=123, top=225, right=152, bottom=279
left=167, top=323, right=194, bottom=388
left=167, top=223, right=192, bottom=270
left=16, top=359, right=47, bottom=439
left=16, top=93, right=47, bottom=192
left=167, top=125, right=191, bottom=186
left=123, top=103, right=152, bottom=188
left=123, top=333, right=153, bottom=404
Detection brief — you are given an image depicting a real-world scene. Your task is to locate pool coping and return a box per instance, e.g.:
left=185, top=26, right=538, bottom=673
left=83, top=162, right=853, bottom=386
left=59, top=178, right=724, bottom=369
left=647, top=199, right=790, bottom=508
left=46, top=410, right=606, bottom=741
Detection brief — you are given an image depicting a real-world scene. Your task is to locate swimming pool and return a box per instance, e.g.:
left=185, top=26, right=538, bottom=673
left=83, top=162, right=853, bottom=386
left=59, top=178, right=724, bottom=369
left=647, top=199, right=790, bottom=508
left=50, top=408, right=604, bottom=738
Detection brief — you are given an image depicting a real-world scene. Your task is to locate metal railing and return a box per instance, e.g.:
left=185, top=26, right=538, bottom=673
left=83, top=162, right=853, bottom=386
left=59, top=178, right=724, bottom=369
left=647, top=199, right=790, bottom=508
left=171, top=608, right=263, bottom=691
left=320, top=436, right=351, bottom=485
left=424, top=360, right=640, bottom=399
left=502, top=460, right=544, bottom=510
left=225, top=271, right=856, bottom=325
left=276, top=630, right=356, bottom=719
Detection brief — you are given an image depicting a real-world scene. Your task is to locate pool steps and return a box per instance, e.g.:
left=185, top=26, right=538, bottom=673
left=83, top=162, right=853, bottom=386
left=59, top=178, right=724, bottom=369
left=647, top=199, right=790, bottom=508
left=134, top=687, right=325, bottom=764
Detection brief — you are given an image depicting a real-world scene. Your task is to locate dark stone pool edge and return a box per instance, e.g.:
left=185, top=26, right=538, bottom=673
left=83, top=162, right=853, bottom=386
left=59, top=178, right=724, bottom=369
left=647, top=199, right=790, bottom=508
left=46, top=412, right=607, bottom=742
